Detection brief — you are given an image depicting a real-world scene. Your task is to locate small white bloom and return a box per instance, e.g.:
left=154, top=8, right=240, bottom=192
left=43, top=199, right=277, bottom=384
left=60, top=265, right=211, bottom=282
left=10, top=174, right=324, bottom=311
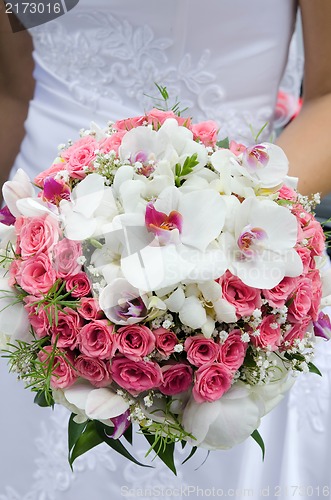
left=174, top=344, right=184, bottom=353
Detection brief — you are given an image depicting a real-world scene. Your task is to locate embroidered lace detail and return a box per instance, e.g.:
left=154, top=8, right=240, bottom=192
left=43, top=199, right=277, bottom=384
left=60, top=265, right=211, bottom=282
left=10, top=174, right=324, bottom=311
left=31, top=12, right=273, bottom=143
left=0, top=406, right=117, bottom=500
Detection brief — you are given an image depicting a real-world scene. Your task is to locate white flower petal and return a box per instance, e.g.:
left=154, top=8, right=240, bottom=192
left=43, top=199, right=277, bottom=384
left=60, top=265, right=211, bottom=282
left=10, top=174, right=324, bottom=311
left=179, top=296, right=207, bottom=329
left=2, top=169, right=34, bottom=217
left=85, top=388, right=129, bottom=420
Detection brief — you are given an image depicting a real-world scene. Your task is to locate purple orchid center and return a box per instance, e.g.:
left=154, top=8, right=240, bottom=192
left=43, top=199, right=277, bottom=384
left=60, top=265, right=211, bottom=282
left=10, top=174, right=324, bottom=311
left=145, top=202, right=183, bottom=243
left=237, top=225, right=267, bottom=257
left=108, top=409, right=131, bottom=439
left=132, top=151, right=155, bottom=178
left=313, top=312, right=331, bottom=341
left=115, top=293, right=147, bottom=320
left=43, top=176, right=71, bottom=205
left=0, top=205, right=16, bottom=226
left=243, top=145, right=269, bottom=172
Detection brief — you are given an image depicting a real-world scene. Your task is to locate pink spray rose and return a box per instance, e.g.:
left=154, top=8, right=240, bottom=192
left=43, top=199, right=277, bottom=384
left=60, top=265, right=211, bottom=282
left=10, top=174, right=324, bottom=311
left=24, top=296, right=53, bottom=338
left=159, top=363, right=193, bottom=396
left=251, top=315, right=282, bottom=350
left=191, top=120, right=218, bottom=147
left=61, top=136, right=97, bottom=179
left=111, top=357, right=163, bottom=394
left=17, top=215, right=60, bottom=258
left=282, top=317, right=311, bottom=348
left=38, top=346, right=77, bottom=389
left=218, top=330, right=247, bottom=371
left=153, top=327, right=178, bottom=357
left=263, top=276, right=299, bottom=309
left=192, top=362, right=233, bottom=403
left=50, top=307, right=84, bottom=350
left=116, top=325, right=155, bottom=361
left=184, top=335, right=220, bottom=367
left=75, top=355, right=112, bottom=387
left=53, top=238, right=82, bottom=278
left=34, top=161, right=67, bottom=188
left=77, top=297, right=104, bottom=321
left=99, top=130, right=126, bottom=154
left=16, top=254, right=57, bottom=296
left=219, top=270, right=261, bottom=318
left=65, top=272, right=91, bottom=298
left=308, top=269, right=322, bottom=321
left=287, top=277, right=313, bottom=322
left=78, top=320, right=116, bottom=359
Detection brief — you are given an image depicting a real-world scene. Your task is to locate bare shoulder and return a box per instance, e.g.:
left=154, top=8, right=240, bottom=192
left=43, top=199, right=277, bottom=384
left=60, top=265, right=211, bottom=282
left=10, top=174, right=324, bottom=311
left=0, top=4, right=34, bottom=99
left=300, top=0, right=331, bottom=99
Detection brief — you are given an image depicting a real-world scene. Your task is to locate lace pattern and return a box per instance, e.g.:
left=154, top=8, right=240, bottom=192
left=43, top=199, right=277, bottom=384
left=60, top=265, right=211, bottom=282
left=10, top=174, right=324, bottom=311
left=30, top=11, right=277, bottom=143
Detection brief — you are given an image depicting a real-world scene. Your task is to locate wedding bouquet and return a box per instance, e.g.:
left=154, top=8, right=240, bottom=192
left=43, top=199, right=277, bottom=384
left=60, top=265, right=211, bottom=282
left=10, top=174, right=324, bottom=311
left=0, top=102, right=330, bottom=474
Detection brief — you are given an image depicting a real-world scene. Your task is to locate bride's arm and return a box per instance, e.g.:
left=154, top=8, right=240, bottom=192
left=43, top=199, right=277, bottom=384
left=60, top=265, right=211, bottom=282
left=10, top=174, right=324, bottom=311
left=277, top=0, right=331, bottom=197
left=0, top=8, right=34, bottom=196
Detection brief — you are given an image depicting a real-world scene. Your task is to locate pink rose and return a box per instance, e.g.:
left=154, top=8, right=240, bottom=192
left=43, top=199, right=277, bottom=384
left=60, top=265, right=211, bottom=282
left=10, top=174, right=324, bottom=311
left=308, top=220, right=325, bottom=257
left=282, top=317, right=311, bottom=348
left=17, top=215, right=60, bottom=258
left=219, top=271, right=261, bottom=318
left=78, top=320, right=116, bottom=359
left=78, top=297, right=103, bottom=321
left=65, top=272, right=91, bottom=298
left=146, top=108, right=191, bottom=129
left=34, top=162, right=67, bottom=188
left=116, top=325, right=155, bottom=361
left=278, top=184, right=297, bottom=201
left=61, top=136, right=97, bottom=179
left=263, top=276, right=299, bottom=309
left=287, top=278, right=313, bottom=322
left=153, top=327, right=178, bottom=357
left=184, top=335, right=219, bottom=367
left=159, top=363, right=193, bottom=395
left=111, top=357, right=163, bottom=394
left=50, top=307, right=84, bottom=350
left=16, top=254, right=57, bottom=296
left=114, top=115, right=146, bottom=131
left=38, top=346, right=77, bottom=389
left=308, top=269, right=322, bottom=321
left=251, top=315, right=281, bottom=350
left=8, top=259, right=21, bottom=286
left=24, top=296, right=53, bottom=338
left=192, top=363, right=233, bottom=403
left=229, top=140, right=246, bottom=156
left=191, top=120, right=218, bottom=147
left=219, top=330, right=247, bottom=371
left=296, top=246, right=314, bottom=274
left=99, top=130, right=126, bottom=154
left=75, top=355, right=112, bottom=387
left=53, top=238, right=82, bottom=278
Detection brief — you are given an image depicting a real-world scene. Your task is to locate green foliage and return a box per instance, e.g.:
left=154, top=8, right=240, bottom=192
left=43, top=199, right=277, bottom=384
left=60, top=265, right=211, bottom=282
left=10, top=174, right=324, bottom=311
left=251, top=429, right=265, bottom=460
left=174, top=153, right=199, bottom=187
left=145, top=83, right=188, bottom=117
left=216, top=137, right=230, bottom=149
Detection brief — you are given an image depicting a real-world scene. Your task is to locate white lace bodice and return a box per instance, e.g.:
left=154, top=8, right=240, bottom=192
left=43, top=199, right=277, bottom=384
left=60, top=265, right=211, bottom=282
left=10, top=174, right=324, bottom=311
left=27, top=0, right=299, bottom=146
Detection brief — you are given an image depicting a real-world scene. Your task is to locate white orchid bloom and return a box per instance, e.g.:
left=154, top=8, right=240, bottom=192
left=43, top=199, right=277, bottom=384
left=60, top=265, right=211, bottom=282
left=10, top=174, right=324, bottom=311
left=221, top=197, right=303, bottom=289
left=64, top=381, right=129, bottom=420
left=2, top=169, right=34, bottom=217
left=110, top=185, right=227, bottom=292
left=240, top=142, right=289, bottom=189
left=59, top=173, right=118, bottom=240
left=0, top=278, right=30, bottom=344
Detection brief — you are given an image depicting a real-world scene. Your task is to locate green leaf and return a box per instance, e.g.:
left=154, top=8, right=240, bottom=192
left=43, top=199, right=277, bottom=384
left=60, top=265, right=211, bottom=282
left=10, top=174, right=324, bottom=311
left=216, top=137, right=230, bottom=149
left=34, top=391, right=53, bottom=408
left=251, top=429, right=265, bottom=461
left=68, top=414, right=88, bottom=456
left=142, top=430, right=177, bottom=475
left=95, top=421, right=151, bottom=468
left=69, top=420, right=103, bottom=467
left=123, top=423, right=133, bottom=445
left=308, top=362, right=322, bottom=377
left=181, top=153, right=199, bottom=176
left=182, top=446, right=197, bottom=465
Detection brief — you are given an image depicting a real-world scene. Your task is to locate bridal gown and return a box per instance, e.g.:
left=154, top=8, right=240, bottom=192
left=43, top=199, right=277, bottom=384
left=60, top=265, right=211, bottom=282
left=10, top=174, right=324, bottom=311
left=1, top=1, right=331, bottom=498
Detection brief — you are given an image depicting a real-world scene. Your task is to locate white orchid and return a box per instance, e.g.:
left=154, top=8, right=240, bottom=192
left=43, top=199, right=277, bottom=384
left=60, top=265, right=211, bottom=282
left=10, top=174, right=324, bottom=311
left=2, top=169, right=34, bottom=217
left=221, top=197, right=303, bottom=289
left=64, top=381, right=129, bottom=421
left=59, top=173, right=118, bottom=240
left=108, top=185, right=227, bottom=292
